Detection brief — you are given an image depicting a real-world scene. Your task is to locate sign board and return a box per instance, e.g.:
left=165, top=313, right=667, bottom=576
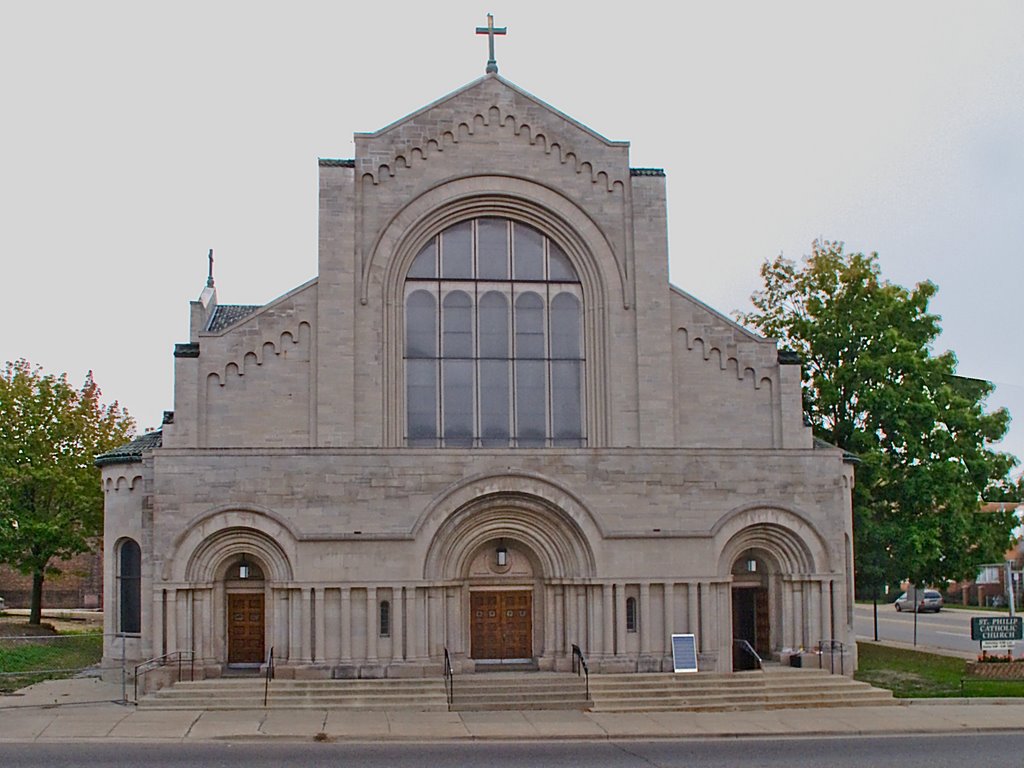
left=981, top=639, right=1016, bottom=651
left=970, top=616, right=1023, bottom=642
left=671, top=633, right=698, bottom=673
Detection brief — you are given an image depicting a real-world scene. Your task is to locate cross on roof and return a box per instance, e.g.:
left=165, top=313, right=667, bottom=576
left=475, top=13, right=507, bottom=75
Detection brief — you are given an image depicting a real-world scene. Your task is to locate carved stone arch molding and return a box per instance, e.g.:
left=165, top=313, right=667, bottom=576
left=420, top=473, right=599, bottom=581
left=373, top=175, right=621, bottom=446
left=165, top=506, right=297, bottom=584
left=713, top=503, right=831, bottom=578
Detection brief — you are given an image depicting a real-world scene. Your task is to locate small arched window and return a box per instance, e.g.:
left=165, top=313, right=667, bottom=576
left=379, top=600, right=391, bottom=638
left=404, top=217, right=586, bottom=447
left=625, top=596, right=637, bottom=633
left=117, top=538, right=141, bottom=634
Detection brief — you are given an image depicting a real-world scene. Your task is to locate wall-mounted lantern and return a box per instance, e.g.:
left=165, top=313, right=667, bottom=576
left=496, top=545, right=508, bottom=567
left=239, top=554, right=251, bottom=580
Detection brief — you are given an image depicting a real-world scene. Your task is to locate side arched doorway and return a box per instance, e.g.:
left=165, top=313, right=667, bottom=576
left=731, top=549, right=775, bottom=670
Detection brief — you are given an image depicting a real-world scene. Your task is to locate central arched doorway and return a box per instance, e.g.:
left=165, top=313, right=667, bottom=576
left=467, top=539, right=537, bottom=661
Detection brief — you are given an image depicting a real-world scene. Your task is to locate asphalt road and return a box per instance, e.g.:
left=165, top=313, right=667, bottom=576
left=4, top=734, right=1024, bottom=767
left=854, top=603, right=1018, bottom=656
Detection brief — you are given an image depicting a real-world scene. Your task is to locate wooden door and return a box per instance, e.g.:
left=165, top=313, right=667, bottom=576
left=228, top=593, right=265, bottom=664
left=470, top=591, right=533, bottom=660
left=754, top=587, right=771, bottom=657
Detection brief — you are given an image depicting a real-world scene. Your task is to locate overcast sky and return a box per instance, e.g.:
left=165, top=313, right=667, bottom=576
left=2, top=1, right=1022, bottom=474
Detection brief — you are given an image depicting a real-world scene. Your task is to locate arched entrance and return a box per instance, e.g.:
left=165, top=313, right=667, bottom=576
left=716, top=509, right=829, bottom=672
left=422, top=486, right=597, bottom=670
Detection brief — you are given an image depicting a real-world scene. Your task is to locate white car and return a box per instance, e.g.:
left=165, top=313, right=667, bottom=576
left=894, top=589, right=943, bottom=612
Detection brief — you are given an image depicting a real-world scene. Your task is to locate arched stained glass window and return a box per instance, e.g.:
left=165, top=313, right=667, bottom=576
left=404, top=217, right=586, bottom=447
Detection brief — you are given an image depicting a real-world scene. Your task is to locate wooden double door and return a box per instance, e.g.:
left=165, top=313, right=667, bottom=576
left=470, top=590, right=533, bottom=660
left=227, top=593, right=265, bottom=665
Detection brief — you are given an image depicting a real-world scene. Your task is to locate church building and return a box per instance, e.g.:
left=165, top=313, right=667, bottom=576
left=98, top=30, right=857, bottom=682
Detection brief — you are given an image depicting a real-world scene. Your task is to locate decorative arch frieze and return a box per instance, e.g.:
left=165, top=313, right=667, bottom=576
left=677, top=328, right=774, bottom=391
left=357, top=104, right=627, bottom=193
left=423, top=490, right=597, bottom=581
left=713, top=503, right=831, bottom=577
left=204, top=322, right=311, bottom=387
left=417, top=471, right=600, bottom=581
left=164, top=506, right=298, bottom=583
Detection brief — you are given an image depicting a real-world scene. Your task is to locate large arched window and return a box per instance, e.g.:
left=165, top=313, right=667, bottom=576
left=405, top=217, right=586, bottom=448
left=117, top=538, right=141, bottom=634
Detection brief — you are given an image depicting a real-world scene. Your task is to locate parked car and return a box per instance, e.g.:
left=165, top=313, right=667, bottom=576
left=894, top=589, right=944, bottom=612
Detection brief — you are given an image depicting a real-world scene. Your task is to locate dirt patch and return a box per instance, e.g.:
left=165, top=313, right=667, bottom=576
left=0, top=617, right=59, bottom=637
left=0, top=614, right=100, bottom=636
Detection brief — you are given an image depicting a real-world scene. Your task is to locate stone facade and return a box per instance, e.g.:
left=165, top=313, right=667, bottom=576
left=98, top=74, right=856, bottom=682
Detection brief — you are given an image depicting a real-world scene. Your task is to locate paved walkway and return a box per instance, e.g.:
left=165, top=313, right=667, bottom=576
left=1, top=677, right=1023, bottom=742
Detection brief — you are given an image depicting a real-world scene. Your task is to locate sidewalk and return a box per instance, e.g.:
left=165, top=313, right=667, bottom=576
left=2, top=677, right=1023, bottom=742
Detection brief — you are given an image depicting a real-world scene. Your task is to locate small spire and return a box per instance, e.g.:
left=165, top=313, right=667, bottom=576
left=475, top=13, right=507, bottom=75
left=206, top=248, right=215, bottom=288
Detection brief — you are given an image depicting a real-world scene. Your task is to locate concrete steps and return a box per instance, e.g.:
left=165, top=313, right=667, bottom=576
left=137, top=677, right=449, bottom=711
left=589, top=668, right=896, bottom=712
left=138, top=667, right=895, bottom=713
left=449, top=672, right=591, bottom=711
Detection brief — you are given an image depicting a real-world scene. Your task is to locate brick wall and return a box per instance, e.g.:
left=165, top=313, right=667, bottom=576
left=0, top=546, right=103, bottom=609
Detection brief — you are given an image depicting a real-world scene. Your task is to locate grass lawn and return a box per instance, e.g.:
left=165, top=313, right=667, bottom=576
left=856, top=641, right=1024, bottom=698
left=0, top=620, right=103, bottom=693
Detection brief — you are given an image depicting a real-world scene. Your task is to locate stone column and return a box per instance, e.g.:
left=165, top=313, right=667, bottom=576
left=686, top=582, right=698, bottom=638
left=314, top=588, right=326, bottom=664
left=152, top=590, right=165, bottom=658
left=544, top=583, right=556, bottom=658
left=409, top=587, right=426, bottom=660
left=273, top=589, right=289, bottom=660
left=820, top=578, right=833, bottom=644
left=340, top=587, right=352, bottom=662
left=198, top=589, right=212, bottom=663
left=392, top=586, right=405, bottom=661
left=639, top=582, right=651, bottom=656
left=564, top=584, right=577, bottom=650
left=183, top=590, right=194, bottom=656
left=586, top=586, right=597, bottom=656
left=323, top=588, right=340, bottom=663
left=300, top=588, right=312, bottom=663
left=366, top=586, right=378, bottom=662
left=577, top=586, right=588, bottom=653
left=602, top=583, right=613, bottom=657
left=289, top=589, right=302, bottom=662
left=614, top=583, right=626, bottom=657
left=165, top=589, right=177, bottom=656
left=781, top=580, right=792, bottom=650
left=663, top=582, right=675, bottom=656
left=698, top=582, right=713, bottom=653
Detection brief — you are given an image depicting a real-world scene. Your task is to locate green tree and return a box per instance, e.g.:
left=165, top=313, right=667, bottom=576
left=737, top=240, right=1018, bottom=595
left=0, top=360, right=134, bottom=624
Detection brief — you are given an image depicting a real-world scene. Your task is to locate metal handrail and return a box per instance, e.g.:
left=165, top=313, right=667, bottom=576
left=263, top=646, right=275, bottom=707
left=733, top=638, right=763, bottom=670
left=133, top=650, right=195, bottom=703
left=817, top=640, right=844, bottom=675
left=571, top=643, right=589, bottom=701
left=443, top=648, right=454, bottom=710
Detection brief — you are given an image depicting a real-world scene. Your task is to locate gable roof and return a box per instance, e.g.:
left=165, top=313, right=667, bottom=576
left=355, top=73, right=628, bottom=148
